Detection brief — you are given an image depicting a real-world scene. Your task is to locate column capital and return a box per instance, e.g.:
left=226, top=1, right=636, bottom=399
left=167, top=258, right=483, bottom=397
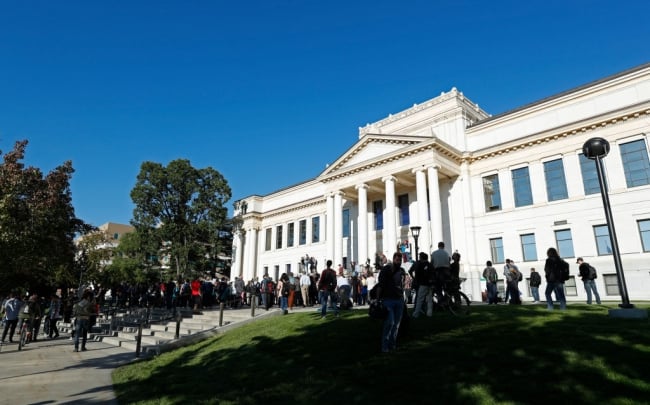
left=355, top=183, right=369, bottom=191
left=412, top=167, right=426, bottom=175
left=381, top=175, right=397, bottom=183
left=426, top=164, right=441, bottom=171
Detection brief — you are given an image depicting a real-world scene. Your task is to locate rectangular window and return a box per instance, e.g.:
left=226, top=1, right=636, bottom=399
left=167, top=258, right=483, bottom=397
left=593, top=225, right=613, bottom=255
left=373, top=200, right=383, bottom=231
left=620, top=139, right=650, bottom=187
left=604, top=274, right=620, bottom=296
left=563, top=277, right=578, bottom=296
left=554, top=229, right=575, bottom=258
left=638, top=219, right=650, bottom=252
left=398, top=194, right=410, bottom=225
left=520, top=233, right=538, bottom=261
left=489, top=237, right=504, bottom=264
left=287, top=223, right=294, bottom=247
left=312, top=216, right=320, bottom=243
left=483, top=174, right=501, bottom=211
left=265, top=228, right=272, bottom=251
left=544, top=159, right=568, bottom=201
left=512, top=167, right=533, bottom=207
left=286, top=263, right=291, bottom=274
left=275, top=225, right=283, bottom=249
left=342, top=209, right=350, bottom=238
left=299, top=220, right=307, bottom=245
left=579, top=153, right=600, bottom=195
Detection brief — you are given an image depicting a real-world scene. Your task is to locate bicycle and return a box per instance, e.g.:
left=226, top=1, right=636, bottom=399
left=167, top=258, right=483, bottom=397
left=432, top=278, right=471, bottom=316
left=17, top=318, right=34, bottom=351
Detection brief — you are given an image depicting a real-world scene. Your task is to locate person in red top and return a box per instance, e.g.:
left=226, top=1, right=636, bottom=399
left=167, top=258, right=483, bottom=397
left=191, top=278, right=202, bottom=311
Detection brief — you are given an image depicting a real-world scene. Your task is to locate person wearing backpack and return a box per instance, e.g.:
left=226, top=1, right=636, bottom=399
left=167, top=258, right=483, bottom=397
left=482, top=261, right=499, bottom=304
left=529, top=267, right=542, bottom=303
left=544, top=247, right=568, bottom=310
left=317, top=260, right=339, bottom=319
left=577, top=257, right=602, bottom=305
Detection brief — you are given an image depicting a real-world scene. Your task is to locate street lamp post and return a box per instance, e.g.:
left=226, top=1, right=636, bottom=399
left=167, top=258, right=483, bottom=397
left=582, top=137, right=633, bottom=309
left=410, top=226, right=422, bottom=260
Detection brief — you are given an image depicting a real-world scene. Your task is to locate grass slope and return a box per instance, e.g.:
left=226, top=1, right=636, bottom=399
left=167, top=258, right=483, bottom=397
left=113, top=304, right=650, bottom=405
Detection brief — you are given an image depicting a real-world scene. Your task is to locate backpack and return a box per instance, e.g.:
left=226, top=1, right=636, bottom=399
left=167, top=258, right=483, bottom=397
left=180, top=283, right=191, bottom=296
left=559, top=260, right=570, bottom=282
left=517, top=271, right=523, bottom=282
left=588, top=265, right=597, bottom=280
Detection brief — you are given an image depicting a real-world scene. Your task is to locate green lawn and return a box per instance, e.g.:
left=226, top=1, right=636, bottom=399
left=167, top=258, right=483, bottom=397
left=112, top=304, right=650, bottom=405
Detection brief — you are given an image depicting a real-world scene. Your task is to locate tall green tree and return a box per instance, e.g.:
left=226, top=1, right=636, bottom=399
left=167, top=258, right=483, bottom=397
left=0, top=140, right=91, bottom=293
left=130, top=159, right=231, bottom=279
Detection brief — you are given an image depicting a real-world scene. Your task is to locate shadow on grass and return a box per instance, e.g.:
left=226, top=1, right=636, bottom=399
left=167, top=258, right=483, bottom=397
left=113, top=304, right=650, bottom=404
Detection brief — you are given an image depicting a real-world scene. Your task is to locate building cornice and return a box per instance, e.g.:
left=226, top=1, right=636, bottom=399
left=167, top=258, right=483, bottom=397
left=469, top=104, right=650, bottom=163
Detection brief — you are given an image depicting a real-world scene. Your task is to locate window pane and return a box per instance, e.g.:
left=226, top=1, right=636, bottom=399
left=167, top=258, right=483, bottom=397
left=620, top=139, right=650, bottom=187
left=398, top=194, right=410, bottom=225
left=593, top=225, right=612, bottom=255
left=342, top=209, right=350, bottom=238
left=373, top=200, right=383, bottom=231
left=579, top=153, right=600, bottom=195
left=490, top=237, right=504, bottom=264
left=554, top=229, right=575, bottom=258
left=265, top=228, right=272, bottom=251
left=544, top=159, right=568, bottom=201
left=312, top=216, right=320, bottom=243
left=520, top=233, right=538, bottom=261
left=276, top=225, right=283, bottom=249
left=512, top=167, right=533, bottom=207
left=564, top=277, right=577, bottom=296
left=299, top=220, right=306, bottom=245
left=287, top=223, right=294, bottom=247
left=604, top=274, right=620, bottom=296
left=638, top=219, right=650, bottom=252
left=483, top=174, right=501, bottom=211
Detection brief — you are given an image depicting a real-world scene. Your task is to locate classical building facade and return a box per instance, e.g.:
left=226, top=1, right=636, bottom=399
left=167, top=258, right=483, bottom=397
left=232, top=63, right=650, bottom=302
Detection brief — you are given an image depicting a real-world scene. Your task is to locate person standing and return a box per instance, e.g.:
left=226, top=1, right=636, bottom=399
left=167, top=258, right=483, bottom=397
left=18, top=294, right=41, bottom=345
left=431, top=242, right=451, bottom=298
left=318, top=260, right=339, bottom=319
left=544, top=247, right=568, bottom=310
left=47, top=294, right=61, bottom=339
left=277, top=273, right=289, bottom=314
left=73, top=290, right=94, bottom=352
left=503, top=259, right=519, bottom=303
left=300, top=272, right=311, bottom=307
left=482, top=261, right=499, bottom=304
left=1, top=291, right=22, bottom=343
left=410, top=252, right=434, bottom=318
left=377, top=252, right=406, bottom=353
left=529, top=268, right=542, bottom=303
left=576, top=258, right=602, bottom=305
left=506, top=264, right=522, bottom=304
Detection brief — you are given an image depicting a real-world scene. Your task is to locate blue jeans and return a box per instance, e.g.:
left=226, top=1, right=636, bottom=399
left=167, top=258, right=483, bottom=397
left=74, top=318, right=89, bottom=350
left=486, top=282, right=497, bottom=304
left=530, top=286, right=540, bottom=302
left=583, top=280, right=601, bottom=304
left=319, top=290, right=338, bottom=317
left=280, top=296, right=288, bottom=311
left=381, top=298, right=404, bottom=352
left=545, top=282, right=566, bottom=310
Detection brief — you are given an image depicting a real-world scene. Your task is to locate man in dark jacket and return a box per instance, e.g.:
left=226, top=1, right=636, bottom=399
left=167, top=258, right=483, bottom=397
left=409, top=252, right=433, bottom=318
left=577, top=257, right=601, bottom=304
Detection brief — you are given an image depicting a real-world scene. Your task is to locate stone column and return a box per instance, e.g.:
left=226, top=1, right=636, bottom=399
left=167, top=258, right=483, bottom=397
left=413, top=168, right=430, bottom=257
left=231, top=230, right=244, bottom=279
left=355, top=183, right=369, bottom=265
left=244, top=227, right=258, bottom=281
left=334, top=191, right=344, bottom=267
left=382, top=175, right=397, bottom=255
left=326, top=193, right=334, bottom=262
left=427, top=165, right=443, bottom=250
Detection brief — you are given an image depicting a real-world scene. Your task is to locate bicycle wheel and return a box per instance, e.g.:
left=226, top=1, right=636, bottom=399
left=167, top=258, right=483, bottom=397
left=18, top=326, right=26, bottom=351
left=449, top=291, right=471, bottom=316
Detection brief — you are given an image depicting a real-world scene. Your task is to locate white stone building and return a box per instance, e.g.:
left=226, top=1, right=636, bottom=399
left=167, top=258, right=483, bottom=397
left=232, top=63, right=650, bottom=303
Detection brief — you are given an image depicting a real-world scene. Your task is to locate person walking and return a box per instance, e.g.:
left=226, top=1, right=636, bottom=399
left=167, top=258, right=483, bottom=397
left=482, top=261, right=499, bottom=304
left=47, top=294, right=61, bottom=339
left=529, top=268, right=542, bottom=303
left=544, top=247, right=568, bottom=310
left=505, top=264, right=522, bottom=304
left=277, top=273, right=290, bottom=314
left=410, top=252, right=434, bottom=318
left=18, top=294, right=42, bottom=345
left=1, top=291, right=22, bottom=343
left=299, top=272, right=311, bottom=307
left=73, top=290, right=94, bottom=352
left=576, top=257, right=602, bottom=304
left=318, top=260, right=339, bottom=319
left=377, top=252, right=406, bottom=353
left=503, top=259, right=519, bottom=303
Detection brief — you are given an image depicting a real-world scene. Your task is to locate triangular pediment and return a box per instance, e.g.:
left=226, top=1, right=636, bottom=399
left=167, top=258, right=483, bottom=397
left=320, top=134, right=427, bottom=177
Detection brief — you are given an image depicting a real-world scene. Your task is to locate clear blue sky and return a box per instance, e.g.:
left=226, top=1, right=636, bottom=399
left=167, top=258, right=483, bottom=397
left=1, top=1, right=649, bottom=227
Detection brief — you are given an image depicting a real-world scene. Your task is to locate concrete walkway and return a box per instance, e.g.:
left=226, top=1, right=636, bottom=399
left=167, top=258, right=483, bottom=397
left=0, top=306, right=285, bottom=404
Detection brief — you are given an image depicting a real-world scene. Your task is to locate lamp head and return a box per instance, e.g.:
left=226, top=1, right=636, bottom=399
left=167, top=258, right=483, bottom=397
left=583, top=137, right=610, bottom=160
left=410, top=226, right=421, bottom=238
